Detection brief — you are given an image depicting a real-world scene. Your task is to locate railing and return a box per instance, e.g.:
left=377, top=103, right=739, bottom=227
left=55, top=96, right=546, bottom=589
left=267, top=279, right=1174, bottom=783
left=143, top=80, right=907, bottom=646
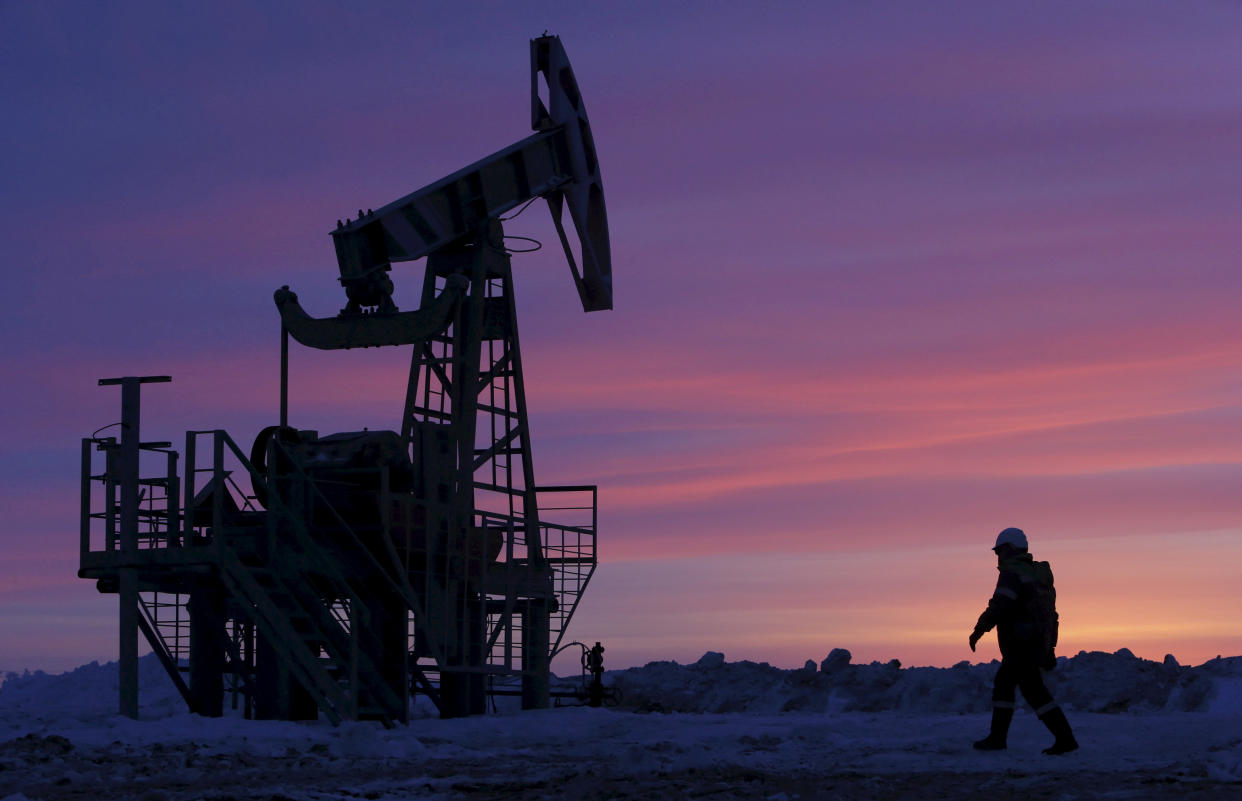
left=475, top=485, right=596, bottom=671
left=136, top=592, right=192, bottom=707
left=477, top=507, right=529, bottom=674
left=537, top=485, right=597, bottom=656
left=80, top=437, right=180, bottom=558
left=182, top=430, right=262, bottom=545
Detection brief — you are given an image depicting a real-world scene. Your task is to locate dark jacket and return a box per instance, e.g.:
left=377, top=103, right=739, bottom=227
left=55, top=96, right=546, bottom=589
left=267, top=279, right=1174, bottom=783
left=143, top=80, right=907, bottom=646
left=974, top=552, right=1053, bottom=665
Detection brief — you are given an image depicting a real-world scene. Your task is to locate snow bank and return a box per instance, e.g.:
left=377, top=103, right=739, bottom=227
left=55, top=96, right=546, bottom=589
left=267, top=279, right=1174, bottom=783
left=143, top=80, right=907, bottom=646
left=3, top=647, right=1240, bottom=729
left=600, top=648, right=1242, bottom=715
left=0, top=656, right=185, bottom=734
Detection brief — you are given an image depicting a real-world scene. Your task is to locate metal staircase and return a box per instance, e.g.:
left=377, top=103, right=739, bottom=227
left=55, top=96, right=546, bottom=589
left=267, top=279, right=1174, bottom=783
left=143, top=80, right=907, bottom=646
left=205, top=431, right=406, bottom=726
left=136, top=592, right=192, bottom=706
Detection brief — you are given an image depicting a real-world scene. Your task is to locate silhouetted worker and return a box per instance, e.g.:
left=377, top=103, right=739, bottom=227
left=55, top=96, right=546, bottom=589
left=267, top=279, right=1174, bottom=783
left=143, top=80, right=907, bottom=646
left=969, top=527, right=1078, bottom=755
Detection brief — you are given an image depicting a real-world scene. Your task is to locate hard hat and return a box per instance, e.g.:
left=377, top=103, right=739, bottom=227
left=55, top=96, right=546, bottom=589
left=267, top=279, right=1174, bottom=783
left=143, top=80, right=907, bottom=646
left=994, top=527, right=1028, bottom=551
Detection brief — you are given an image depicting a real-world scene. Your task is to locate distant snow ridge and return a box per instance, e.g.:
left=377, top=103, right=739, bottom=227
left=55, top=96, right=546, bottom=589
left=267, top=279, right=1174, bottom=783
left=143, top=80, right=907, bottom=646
left=3, top=648, right=1240, bottom=726
left=601, top=648, right=1242, bottom=715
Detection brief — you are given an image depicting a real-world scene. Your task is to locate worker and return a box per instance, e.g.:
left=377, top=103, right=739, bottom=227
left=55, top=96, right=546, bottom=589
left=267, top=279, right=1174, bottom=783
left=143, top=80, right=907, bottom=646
left=969, top=527, right=1078, bottom=755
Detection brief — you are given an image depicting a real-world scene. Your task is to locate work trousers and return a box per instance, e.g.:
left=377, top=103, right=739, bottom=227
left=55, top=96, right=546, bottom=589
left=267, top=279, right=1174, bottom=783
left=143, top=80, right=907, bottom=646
left=991, top=659, right=1055, bottom=713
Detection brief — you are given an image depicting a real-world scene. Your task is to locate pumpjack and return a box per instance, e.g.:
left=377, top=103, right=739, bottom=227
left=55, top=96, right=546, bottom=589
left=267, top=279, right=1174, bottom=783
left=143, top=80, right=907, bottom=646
left=78, top=35, right=610, bottom=723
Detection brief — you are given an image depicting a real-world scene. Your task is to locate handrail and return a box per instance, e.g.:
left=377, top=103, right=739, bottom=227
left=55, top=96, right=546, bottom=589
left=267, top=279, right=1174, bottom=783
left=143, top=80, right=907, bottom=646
left=136, top=598, right=193, bottom=709
left=80, top=436, right=184, bottom=557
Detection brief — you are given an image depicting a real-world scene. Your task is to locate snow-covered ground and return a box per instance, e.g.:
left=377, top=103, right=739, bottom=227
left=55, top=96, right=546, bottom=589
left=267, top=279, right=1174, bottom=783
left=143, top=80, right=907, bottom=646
left=3, top=649, right=1241, bottom=800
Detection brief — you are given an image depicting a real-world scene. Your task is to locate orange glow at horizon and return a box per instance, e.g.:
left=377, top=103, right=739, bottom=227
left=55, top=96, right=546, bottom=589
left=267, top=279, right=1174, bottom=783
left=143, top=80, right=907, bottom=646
left=570, top=530, right=1242, bottom=672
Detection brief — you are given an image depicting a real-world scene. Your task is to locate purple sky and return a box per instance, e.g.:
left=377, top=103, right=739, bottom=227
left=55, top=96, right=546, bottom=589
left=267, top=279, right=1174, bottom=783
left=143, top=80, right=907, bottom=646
left=3, top=1, right=1242, bottom=676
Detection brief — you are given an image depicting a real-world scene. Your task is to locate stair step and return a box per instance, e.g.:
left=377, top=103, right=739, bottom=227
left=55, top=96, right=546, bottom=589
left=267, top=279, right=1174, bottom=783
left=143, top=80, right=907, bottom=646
left=215, top=532, right=405, bottom=725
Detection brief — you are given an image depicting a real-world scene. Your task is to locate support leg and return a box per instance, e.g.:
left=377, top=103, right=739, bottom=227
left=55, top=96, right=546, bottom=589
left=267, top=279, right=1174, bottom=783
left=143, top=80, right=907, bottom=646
left=188, top=587, right=225, bottom=717
left=521, top=600, right=550, bottom=710
left=118, top=569, right=139, bottom=719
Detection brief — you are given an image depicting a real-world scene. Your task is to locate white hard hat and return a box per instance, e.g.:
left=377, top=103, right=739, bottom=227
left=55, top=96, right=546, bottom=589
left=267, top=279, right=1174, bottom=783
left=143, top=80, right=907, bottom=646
left=994, top=527, right=1028, bottom=551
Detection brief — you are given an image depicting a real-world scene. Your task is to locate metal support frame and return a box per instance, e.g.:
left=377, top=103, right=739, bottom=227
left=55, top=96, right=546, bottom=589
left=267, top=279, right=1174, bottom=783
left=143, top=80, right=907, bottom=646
left=77, top=35, right=607, bottom=725
left=400, top=222, right=555, bottom=715
left=93, top=375, right=171, bottom=718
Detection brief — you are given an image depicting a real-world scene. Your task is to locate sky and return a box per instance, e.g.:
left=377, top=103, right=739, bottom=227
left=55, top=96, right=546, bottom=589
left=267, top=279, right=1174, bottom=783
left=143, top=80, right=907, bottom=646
left=2, top=0, right=1241, bottom=678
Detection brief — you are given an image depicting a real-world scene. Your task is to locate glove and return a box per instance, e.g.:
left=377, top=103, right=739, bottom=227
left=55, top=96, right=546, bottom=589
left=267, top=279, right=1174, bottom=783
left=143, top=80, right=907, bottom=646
left=969, top=629, right=982, bottom=652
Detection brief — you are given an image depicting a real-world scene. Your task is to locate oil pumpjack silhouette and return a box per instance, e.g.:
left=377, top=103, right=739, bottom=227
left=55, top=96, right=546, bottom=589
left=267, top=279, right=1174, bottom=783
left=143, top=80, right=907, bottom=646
left=79, top=35, right=610, bottom=724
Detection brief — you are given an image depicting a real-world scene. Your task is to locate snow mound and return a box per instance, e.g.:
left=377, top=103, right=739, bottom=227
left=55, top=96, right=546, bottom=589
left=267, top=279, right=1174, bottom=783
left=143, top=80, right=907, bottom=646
left=1, top=656, right=184, bottom=730
left=600, top=649, right=1242, bottom=715
left=3, top=649, right=1241, bottom=728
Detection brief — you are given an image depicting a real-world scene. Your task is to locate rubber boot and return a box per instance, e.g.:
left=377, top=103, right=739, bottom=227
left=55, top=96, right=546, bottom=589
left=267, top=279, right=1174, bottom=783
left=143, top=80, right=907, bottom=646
left=973, top=705, right=1013, bottom=750
left=1038, top=706, right=1078, bottom=755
